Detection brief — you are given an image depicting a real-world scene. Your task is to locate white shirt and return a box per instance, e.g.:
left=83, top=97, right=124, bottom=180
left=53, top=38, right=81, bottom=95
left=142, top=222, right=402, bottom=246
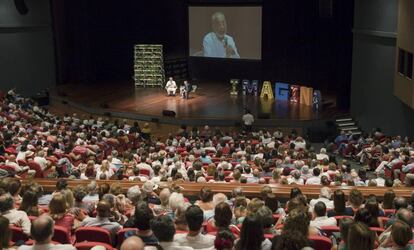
left=1, top=209, right=31, bottom=235
left=309, top=198, right=334, bottom=212
left=242, top=113, right=254, bottom=126
left=166, top=80, right=177, bottom=89
left=310, top=216, right=337, bottom=228
left=305, top=176, right=321, bottom=185
left=174, top=233, right=215, bottom=249
left=202, top=32, right=240, bottom=58
left=34, top=156, right=48, bottom=171
left=18, top=243, right=76, bottom=250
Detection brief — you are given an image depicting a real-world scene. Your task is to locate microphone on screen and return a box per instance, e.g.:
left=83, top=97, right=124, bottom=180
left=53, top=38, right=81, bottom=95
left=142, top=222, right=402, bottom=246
left=223, top=37, right=228, bottom=47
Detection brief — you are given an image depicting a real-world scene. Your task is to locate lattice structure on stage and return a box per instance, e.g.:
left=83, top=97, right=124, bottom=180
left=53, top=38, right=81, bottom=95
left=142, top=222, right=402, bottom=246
left=134, top=44, right=165, bottom=87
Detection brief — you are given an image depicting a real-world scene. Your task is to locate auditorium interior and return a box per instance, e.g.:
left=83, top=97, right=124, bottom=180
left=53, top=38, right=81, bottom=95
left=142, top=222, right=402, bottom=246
left=1, top=0, right=414, bottom=250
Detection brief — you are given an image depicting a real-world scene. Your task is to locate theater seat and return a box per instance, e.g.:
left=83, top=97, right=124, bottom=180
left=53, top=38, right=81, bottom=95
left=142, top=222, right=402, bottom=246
left=117, top=228, right=138, bottom=247
left=75, top=227, right=112, bottom=245
left=75, top=242, right=115, bottom=250
left=10, top=226, right=29, bottom=243
left=308, top=235, right=332, bottom=250
left=52, top=225, right=72, bottom=244
left=319, top=226, right=340, bottom=237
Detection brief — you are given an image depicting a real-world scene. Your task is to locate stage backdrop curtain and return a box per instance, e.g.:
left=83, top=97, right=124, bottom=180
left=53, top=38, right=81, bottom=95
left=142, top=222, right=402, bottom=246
left=300, top=86, right=313, bottom=106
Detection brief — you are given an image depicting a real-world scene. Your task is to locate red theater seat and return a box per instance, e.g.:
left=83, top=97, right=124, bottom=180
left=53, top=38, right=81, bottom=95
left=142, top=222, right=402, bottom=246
left=10, top=226, right=29, bottom=243
left=52, top=225, right=72, bottom=244
left=308, top=235, right=332, bottom=250
left=75, top=227, right=112, bottom=245
left=117, top=228, right=138, bottom=247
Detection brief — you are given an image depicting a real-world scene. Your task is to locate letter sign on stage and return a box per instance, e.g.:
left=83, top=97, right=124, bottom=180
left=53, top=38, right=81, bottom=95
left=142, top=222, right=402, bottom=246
left=260, top=81, right=274, bottom=99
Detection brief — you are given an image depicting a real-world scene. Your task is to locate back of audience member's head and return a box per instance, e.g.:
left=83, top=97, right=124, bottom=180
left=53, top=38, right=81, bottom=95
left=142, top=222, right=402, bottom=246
left=56, top=179, right=68, bottom=191
left=0, top=193, right=14, bottom=213
left=354, top=207, right=372, bottom=227
left=214, top=202, right=232, bottom=229
left=158, top=188, right=170, bottom=206
left=236, top=215, right=264, bottom=250
left=150, top=215, right=175, bottom=242
left=0, top=216, right=11, bottom=249
left=213, top=193, right=228, bottom=206
left=313, top=167, right=321, bottom=177
left=339, top=218, right=354, bottom=245
left=31, top=216, right=54, bottom=244
left=365, top=199, right=380, bottom=218
left=289, top=187, right=302, bottom=200
left=349, top=189, right=364, bottom=208
left=283, top=209, right=310, bottom=237
left=49, top=192, right=68, bottom=218
left=347, top=222, right=375, bottom=250
left=214, top=229, right=235, bottom=250
left=96, top=200, right=111, bottom=218
left=320, top=187, right=332, bottom=199
left=127, top=185, right=142, bottom=205
left=333, top=190, right=346, bottom=214
left=247, top=198, right=265, bottom=215
left=234, top=196, right=247, bottom=208
left=385, top=178, right=394, bottom=188
left=256, top=206, right=275, bottom=229
left=6, top=179, right=21, bottom=196
left=260, top=185, right=272, bottom=200
left=98, top=183, right=110, bottom=199
left=185, top=205, right=204, bottom=232
left=391, top=220, right=413, bottom=248
left=314, top=201, right=327, bottom=217
left=287, top=195, right=308, bottom=214
left=120, top=236, right=144, bottom=250
left=200, top=186, right=214, bottom=202
left=273, top=230, right=310, bottom=250
left=169, top=192, right=185, bottom=211
left=396, top=208, right=414, bottom=228
left=394, top=197, right=408, bottom=211
left=264, top=193, right=279, bottom=213
left=382, top=190, right=396, bottom=209
left=134, top=201, right=153, bottom=230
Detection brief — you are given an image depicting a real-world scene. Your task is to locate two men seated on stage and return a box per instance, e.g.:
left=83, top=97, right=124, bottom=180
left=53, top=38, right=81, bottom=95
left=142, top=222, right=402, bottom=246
left=165, top=77, right=177, bottom=96
left=166, top=77, right=192, bottom=99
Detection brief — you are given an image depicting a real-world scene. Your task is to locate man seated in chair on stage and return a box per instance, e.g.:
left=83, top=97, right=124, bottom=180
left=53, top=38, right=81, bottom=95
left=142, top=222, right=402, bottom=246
left=165, top=77, right=177, bottom=96
left=180, top=80, right=191, bottom=99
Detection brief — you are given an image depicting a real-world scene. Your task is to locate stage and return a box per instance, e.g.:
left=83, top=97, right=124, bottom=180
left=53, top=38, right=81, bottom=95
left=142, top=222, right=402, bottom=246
left=51, top=81, right=341, bottom=127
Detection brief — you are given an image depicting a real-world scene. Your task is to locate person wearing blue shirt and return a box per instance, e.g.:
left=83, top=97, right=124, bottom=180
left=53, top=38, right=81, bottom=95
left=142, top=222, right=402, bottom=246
left=202, top=12, right=240, bottom=58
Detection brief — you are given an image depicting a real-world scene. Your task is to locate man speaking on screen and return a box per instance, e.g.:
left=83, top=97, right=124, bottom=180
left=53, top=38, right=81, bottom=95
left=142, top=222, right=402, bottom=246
left=202, top=12, right=240, bottom=58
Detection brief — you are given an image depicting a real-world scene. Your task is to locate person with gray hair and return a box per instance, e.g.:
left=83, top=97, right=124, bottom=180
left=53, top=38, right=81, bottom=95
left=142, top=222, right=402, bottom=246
left=202, top=12, right=240, bottom=58
left=18, top=216, right=75, bottom=250
left=213, top=193, right=228, bottom=207
left=169, top=192, right=186, bottom=213
left=82, top=180, right=99, bottom=205
left=309, top=187, right=334, bottom=212
left=0, top=193, right=31, bottom=235
left=127, top=185, right=142, bottom=206
left=153, top=188, right=172, bottom=216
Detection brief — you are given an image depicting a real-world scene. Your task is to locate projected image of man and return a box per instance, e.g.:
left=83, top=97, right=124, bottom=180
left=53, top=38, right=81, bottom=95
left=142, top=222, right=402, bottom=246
left=202, top=12, right=240, bottom=58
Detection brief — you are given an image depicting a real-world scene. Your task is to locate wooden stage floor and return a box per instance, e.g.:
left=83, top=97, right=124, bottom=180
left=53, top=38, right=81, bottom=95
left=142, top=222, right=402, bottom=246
left=53, top=82, right=334, bottom=123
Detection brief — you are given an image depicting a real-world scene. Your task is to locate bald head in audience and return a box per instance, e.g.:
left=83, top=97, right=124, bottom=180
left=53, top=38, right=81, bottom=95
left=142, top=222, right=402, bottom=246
left=120, top=236, right=144, bottom=250
left=31, top=216, right=54, bottom=244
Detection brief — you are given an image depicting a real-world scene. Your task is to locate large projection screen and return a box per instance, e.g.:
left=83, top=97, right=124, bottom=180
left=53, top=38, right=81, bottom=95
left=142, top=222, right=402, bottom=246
left=189, top=6, right=262, bottom=60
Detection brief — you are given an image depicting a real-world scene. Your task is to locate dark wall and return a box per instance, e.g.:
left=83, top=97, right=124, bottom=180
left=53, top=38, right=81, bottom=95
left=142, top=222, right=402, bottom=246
left=351, top=0, right=414, bottom=137
left=0, top=0, right=55, bottom=96
left=53, top=0, right=354, bottom=109
left=53, top=0, right=187, bottom=84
